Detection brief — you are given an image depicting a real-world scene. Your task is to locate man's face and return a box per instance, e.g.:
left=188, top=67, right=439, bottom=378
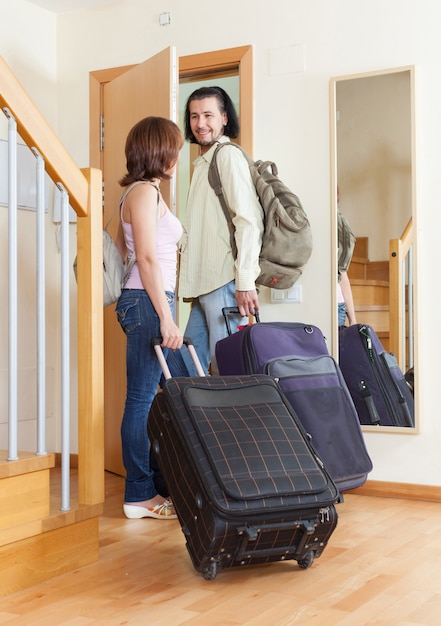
left=189, top=96, right=227, bottom=151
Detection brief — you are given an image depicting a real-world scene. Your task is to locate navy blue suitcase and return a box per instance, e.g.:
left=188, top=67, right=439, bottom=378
left=264, top=353, right=373, bottom=491
left=339, top=324, right=414, bottom=427
left=148, top=342, right=339, bottom=580
left=215, top=310, right=373, bottom=491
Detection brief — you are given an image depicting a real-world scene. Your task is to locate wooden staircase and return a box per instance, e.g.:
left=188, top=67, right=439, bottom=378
left=0, top=453, right=102, bottom=597
left=347, top=237, right=391, bottom=350
left=0, top=55, right=105, bottom=598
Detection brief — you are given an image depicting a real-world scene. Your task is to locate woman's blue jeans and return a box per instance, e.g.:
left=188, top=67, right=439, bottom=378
left=338, top=302, right=347, bottom=327
left=115, top=289, right=174, bottom=502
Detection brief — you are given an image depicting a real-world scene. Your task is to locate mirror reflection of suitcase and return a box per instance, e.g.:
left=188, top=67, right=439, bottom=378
left=339, top=324, right=414, bottom=428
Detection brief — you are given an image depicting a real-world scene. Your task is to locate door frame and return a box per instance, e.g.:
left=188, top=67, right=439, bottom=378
left=89, top=46, right=253, bottom=475
left=89, top=45, right=253, bottom=170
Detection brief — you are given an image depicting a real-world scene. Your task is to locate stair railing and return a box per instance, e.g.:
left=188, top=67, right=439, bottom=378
left=0, top=55, right=104, bottom=509
left=389, top=218, right=413, bottom=371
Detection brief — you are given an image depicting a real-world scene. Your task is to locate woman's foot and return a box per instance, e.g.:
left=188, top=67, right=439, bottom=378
left=123, top=496, right=177, bottom=520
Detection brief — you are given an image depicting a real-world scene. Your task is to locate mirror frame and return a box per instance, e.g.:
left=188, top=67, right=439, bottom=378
left=329, top=66, right=419, bottom=434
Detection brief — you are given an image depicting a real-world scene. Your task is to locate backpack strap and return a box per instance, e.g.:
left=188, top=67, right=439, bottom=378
left=208, top=142, right=251, bottom=259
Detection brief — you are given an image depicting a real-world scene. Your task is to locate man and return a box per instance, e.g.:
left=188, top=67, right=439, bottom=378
left=178, top=86, right=263, bottom=374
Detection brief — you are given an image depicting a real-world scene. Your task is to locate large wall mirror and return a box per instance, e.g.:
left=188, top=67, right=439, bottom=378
left=330, top=66, right=419, bottom=433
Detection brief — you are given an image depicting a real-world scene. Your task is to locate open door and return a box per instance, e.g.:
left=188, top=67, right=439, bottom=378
left=90, top=45, right=253, bottom=476
left=100, top=47, right=177, bottom=475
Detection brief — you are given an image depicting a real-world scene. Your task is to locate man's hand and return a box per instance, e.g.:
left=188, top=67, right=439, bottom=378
left=235, top=289, right=259, bottom=317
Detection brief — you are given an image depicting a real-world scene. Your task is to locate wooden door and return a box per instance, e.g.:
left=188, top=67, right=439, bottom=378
left=90, top=45, right=253, bottom=475
left=102, top=47, right=177, bottom=475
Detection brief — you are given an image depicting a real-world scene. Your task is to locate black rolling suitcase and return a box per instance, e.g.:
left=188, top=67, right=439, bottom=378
left=148, top=339, right=339, bottom=580
left=339, top=324, right=414, bottom=427
left=216, top=309, right=372, bottom=492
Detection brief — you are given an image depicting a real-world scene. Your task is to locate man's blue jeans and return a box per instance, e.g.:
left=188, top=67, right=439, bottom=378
left=179, top=281, right=246, bottom=375
left=115, top=289, right=174, bottom=502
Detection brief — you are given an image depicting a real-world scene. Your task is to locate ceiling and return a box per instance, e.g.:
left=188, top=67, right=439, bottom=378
left=27, top=0, right=116, bottom=13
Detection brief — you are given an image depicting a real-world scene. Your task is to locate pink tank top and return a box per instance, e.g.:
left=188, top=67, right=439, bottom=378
left=120, top=183, right=183, bottom=292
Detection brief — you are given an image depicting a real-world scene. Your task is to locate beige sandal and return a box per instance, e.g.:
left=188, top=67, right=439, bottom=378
left=123, top=499, right=177, bottom=520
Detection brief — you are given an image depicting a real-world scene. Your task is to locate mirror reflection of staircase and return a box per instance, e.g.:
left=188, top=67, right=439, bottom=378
left=347, top=237, right=390, bottom=351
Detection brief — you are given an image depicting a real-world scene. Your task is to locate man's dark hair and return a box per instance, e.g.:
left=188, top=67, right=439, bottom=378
left=184, top=86, right=240, bottom=143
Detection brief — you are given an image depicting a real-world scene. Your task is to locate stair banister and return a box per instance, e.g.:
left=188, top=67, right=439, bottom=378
left=389, top=218, right=413, bottom=371
left=0, top=54, right=105, bottom=508
left=0, top=56, right=88, bottom=217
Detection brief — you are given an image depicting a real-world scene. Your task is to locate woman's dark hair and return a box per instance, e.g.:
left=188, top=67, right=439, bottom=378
left=119, top=116, right=183, bottom=186
left=184, top=86, right=240, bottom=143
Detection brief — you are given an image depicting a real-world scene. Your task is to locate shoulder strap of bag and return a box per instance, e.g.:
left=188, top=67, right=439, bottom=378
left=120, top=182, right=160, bottom=284
left=208, top=142, right=250, bottom=259
left=105, top=180, right=157, bottom=230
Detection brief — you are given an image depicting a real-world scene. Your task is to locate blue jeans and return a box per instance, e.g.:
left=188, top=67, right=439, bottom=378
left=338, top=302, right=347, bottom=327
left=115, top=289, right=175, bottom=502
left=181, top=281, right=246, bottom=375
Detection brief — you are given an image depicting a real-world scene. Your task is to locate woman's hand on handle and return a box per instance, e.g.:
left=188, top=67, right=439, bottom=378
left=160, top=320, right=184, bottom=351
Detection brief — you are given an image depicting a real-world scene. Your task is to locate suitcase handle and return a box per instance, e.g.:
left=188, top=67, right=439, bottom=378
left=236, top=519, right=316, bottom=561
left=152, top=337, right=206, bottom=379
left=222, top=307, right=260, bottom=336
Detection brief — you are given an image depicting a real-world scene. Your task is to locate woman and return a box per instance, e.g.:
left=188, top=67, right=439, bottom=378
left=115, top=116, right=184, bottom=520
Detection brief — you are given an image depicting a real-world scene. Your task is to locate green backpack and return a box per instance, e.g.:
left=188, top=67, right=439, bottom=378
left=337, top=210, right=356, bottom=279
left=208, top=142, right=313, bottom=290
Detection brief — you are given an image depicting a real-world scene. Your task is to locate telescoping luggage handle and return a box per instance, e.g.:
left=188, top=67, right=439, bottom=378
left=222, top=306, right=261, bottom=336
left=152, top=337, right=206, bottom=379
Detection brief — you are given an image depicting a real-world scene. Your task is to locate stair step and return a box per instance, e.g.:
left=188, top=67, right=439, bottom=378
left=351, top=279, right=389, bottom=306
left=365, top=261, right=389, bottom=282
left=0, top=463, right=102, bottom=597
left=0, top=451, right=55, bottom=531
left=348, top=257, right=389, bottom=282
left=353, top=236, right=369, bottom=258
left=347, top=256, right=369, bottom=280
left=0, top=450, right=55, bottom=478
left=354, top=304, right=389, bottom=332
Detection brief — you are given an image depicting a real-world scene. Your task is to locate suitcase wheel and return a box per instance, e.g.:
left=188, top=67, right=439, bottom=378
left=297, top=551, right=315, bottom=570
left=202, top=561, right=218, bottom=581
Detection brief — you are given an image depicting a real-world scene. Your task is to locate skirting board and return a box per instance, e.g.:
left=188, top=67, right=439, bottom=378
left=54, top=455, right=441, bottom=504
left=347, top=480, right=441, bottom=503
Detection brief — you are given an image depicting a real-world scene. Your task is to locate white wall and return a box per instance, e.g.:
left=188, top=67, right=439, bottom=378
left=2, top=0, right=441, bottom=486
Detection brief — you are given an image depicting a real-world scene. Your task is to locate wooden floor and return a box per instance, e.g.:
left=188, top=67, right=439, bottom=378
left=2, top=471, right=441, bottom=625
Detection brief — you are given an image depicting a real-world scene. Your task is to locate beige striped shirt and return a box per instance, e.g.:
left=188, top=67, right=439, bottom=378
left=179, top=137, right=263, bottom=299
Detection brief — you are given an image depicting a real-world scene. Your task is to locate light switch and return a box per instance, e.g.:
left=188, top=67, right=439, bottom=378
left=159, top=12, right=171, bottom=26
left=270, top=285, right=302, bottom=303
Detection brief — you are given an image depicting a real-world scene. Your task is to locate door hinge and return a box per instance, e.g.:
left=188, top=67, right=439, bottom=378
left=100, top=113, right=104, bottom=151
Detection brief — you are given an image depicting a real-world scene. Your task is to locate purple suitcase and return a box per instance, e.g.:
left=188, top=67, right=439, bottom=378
left=216, top=310, right=373, bottom=492
left=216, top=309, right=328, bottom=375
